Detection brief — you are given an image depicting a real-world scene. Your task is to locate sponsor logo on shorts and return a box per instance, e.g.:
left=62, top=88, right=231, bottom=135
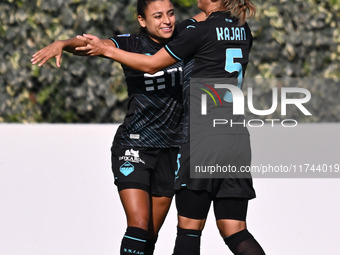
left=119, top=149, right=145, bottom=164
left=120, top=161, right=135, bottom=176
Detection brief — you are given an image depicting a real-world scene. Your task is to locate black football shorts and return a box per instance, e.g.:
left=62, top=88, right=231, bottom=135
left=111, top=143, right=179, bottom=197
left=174, top=135, right=256, bottom=199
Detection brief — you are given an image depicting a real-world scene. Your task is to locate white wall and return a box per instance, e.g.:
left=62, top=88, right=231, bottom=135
left=0, top=124, right=339, bottom=255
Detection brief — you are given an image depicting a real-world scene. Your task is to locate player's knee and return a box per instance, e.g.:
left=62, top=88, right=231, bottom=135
left=127, top=215, right=149, bottom=230
left=178, top=215, right=206, bottom=231
left=216, top=219, right=247, bottom=238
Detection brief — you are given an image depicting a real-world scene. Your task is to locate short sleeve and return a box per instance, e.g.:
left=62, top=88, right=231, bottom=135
left=165, top=24, right=202, bottom=61
left=175, top=18, right=197, bottom=34
left=109, top=34, right=136, bottom=52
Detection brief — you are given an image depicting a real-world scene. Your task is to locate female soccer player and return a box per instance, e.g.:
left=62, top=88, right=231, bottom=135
left=75, top=0, right=266, bottom=254
left=31, top=1, right=205, bottom=254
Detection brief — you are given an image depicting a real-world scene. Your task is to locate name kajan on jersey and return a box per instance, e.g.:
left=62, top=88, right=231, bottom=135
left=216, top=27, right=247, bottom=41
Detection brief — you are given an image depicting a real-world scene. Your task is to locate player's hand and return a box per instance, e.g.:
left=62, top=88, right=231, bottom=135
left=75, top=34, right=112, bottom=57
left=31, top=41, right=64, bottom=67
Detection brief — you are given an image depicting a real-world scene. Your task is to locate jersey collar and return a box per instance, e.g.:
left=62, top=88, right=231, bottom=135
left=140, top=30, right=168, bottom=50
left=207, top=11, right=233, bottom=20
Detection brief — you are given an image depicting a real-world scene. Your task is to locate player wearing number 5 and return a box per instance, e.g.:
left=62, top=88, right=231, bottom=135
left=76, top=0, right=265, bottom=254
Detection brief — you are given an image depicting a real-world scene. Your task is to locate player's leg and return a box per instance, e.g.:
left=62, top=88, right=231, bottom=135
left=112, top=145, right=156, bottom=255
left=119, top=188, right=150, bottom=255
left=172, top=143, right=210, bottom=255
left=172, top=189, right=212, bottom=255
left=146, top=148, right=177, bottom=254
left=149, top=196, right=172, bottom=233
left=214, top=197, right=248, bottom=236
left=214, top=198, right=265, bottom=255
left=145, top=195, right=172, bottom=255
left=214, top=134, right=264, bottom=254
left=120, top=188, right=150, bottom=229
left=224, top=228, right=265, bottom=255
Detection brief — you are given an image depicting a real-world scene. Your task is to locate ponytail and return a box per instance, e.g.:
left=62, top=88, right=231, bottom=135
left=217, top=0, right=256, bottom=25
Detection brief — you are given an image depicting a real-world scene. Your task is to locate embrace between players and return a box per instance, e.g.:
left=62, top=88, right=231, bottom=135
left=32, top=0, right=265, bottom=254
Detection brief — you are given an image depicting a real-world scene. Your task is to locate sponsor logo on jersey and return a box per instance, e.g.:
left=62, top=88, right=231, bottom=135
left=119, top=149, right=145, bottom=164
left=120, top=161, right=134, bottom=176
left=144, top=67, right=183, bottom=91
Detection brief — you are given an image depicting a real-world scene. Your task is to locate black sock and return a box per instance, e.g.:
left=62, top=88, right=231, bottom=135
left=172, top=227, right=202, bottom=255
left=224, top=229, right=265, bottom=255
left=145, top=236, right=158, bottom=255
left=120, top=227, right=148, bottom=255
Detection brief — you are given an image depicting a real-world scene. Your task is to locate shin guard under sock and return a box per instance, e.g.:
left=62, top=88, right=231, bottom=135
left=120, top=227, right=148, bottom=255
left=224, top=229, right=265, bottom=255
left=172, top=227, right=202, bottom=255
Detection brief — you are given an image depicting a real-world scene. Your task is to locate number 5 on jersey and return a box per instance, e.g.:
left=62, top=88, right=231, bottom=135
left=224, top=48, right=243, bottom=102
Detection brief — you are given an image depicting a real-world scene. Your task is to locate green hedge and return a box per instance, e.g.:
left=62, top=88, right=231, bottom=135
left=0, top=0, right=339, bottom=123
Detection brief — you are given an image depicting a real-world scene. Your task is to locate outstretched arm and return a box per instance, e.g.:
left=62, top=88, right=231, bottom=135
left=31, top=36, right=114, bottom=67
left=75, top=34, right=177, bottom=74
left=68, top=12, right=204, bottom=72
left=31, top=37, right=85, bottom=67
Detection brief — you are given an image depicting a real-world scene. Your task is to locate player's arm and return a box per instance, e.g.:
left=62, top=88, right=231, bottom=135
left=31, top=36, right=114, bottom=67
left=72, top=11, right=201, bottom=73
left=69, top=10, right=203, bottom=72
left=76, top=34, right=176, bottom=74
left=31, top=37, right=85, bottom=67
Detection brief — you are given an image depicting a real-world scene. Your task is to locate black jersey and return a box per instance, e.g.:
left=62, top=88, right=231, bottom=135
left=110, top=19, right=196, bottom=148
left=165, top=12, right=253, bottom=139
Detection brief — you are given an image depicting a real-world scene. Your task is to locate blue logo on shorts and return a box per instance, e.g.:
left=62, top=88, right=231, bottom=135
left=120, top=161, right=134, bottom=176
